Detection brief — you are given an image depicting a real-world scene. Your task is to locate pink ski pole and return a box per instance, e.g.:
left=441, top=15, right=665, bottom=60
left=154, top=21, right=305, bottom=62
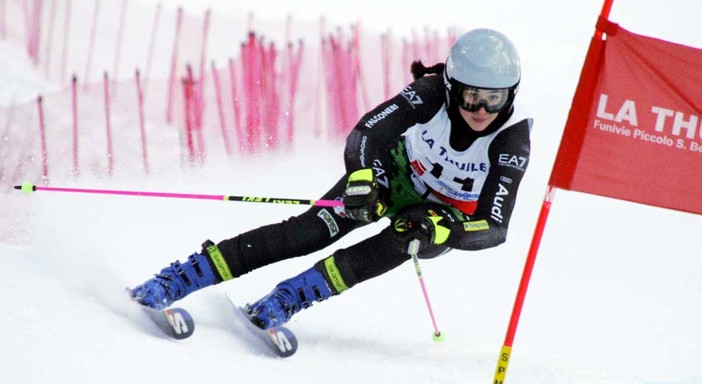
left=408, top=239, right=445, bottom=342
left=14, top=182, right=344, bottom=208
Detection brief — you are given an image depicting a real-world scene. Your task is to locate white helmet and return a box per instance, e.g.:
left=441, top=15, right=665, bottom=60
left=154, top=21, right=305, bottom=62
left=445, top=29, right=521, bottom=113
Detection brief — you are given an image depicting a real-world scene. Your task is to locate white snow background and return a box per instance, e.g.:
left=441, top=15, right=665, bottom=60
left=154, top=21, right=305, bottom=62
left=1, top=1, right=702, bottom=383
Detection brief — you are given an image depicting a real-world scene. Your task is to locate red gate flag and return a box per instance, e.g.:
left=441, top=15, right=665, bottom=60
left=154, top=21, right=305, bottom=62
left=549, top=17, right=702, bottom=215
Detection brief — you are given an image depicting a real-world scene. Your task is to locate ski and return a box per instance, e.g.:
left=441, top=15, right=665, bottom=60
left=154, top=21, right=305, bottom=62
left=126, top=286, right=195, bottom=340
left=140, top=305, right=195, bottom=340
left=225, top=293, right=298, bottom=358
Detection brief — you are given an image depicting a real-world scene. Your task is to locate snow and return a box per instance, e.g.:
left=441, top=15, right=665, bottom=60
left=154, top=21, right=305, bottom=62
left=2, top=1, right=702, bottom=383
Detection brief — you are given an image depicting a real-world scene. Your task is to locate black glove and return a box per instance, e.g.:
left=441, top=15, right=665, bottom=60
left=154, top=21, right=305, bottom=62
left=342, top=169, right=386, bottom=222
left=391, top=205, right=454, bottom=254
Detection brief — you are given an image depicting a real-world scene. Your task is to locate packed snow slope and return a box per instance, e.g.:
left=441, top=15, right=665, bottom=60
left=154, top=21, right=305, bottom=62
left=2, top=1, right=702, bottom=383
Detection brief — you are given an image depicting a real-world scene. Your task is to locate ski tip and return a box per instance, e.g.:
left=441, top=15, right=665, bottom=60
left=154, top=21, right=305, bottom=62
left=14, top=182, right=36, bottom=195
left=226, top=293, right=298, bottom=358
left=162, top=308, right=196, bottom=340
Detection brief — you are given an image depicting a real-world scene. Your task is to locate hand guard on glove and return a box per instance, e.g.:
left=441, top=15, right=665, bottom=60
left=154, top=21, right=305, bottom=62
left=391, top=205, right=454, bottom=255
left=342, top=169, right=387, bottom=222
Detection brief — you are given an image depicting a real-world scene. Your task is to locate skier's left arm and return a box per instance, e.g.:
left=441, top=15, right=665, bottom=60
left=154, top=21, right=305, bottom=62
left=451, top=118, right=532, bottom=250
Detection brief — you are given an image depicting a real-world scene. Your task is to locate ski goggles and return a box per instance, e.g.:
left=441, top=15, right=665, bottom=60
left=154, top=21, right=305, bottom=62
left=451, top=85, right=511, bottom=114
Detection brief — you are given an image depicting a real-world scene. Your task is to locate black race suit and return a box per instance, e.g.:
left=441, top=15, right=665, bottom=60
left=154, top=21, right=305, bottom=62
left=215, top=74, right=532, bottom=292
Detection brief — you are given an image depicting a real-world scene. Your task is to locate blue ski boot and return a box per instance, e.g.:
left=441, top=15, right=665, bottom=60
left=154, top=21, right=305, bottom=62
left=245, top=267, right=333, bottom=329
left=129, top=240, right=233, bottom=310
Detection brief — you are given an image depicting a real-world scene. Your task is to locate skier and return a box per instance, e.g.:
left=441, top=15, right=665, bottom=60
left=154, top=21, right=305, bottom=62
left=130, top=28, right=532, bottom=330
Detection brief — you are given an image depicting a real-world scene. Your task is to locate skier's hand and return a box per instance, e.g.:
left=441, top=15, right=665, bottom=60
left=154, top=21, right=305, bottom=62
left=342, top=169, right=386, bottom=222
left=391, top=205, right=453, bottom=254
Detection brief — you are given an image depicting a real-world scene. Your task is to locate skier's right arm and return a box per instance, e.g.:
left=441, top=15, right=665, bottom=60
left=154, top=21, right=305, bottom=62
left=342, top=75, right=445, bottom=222
left=341, top=95, right=413, bottom=222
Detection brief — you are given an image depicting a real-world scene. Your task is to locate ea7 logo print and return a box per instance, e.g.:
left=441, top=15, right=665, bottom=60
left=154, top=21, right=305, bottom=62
left=373, top=159, right=390, bottom=189
left=400, top=86, right=423, bottom=107
left=497, top=153, right=527, bottom=171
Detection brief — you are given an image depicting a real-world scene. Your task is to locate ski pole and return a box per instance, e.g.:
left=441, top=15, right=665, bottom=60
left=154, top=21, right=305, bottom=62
left=408, top=239, right=445, bottom=342
left=13, top=182, right=344, bottom=208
